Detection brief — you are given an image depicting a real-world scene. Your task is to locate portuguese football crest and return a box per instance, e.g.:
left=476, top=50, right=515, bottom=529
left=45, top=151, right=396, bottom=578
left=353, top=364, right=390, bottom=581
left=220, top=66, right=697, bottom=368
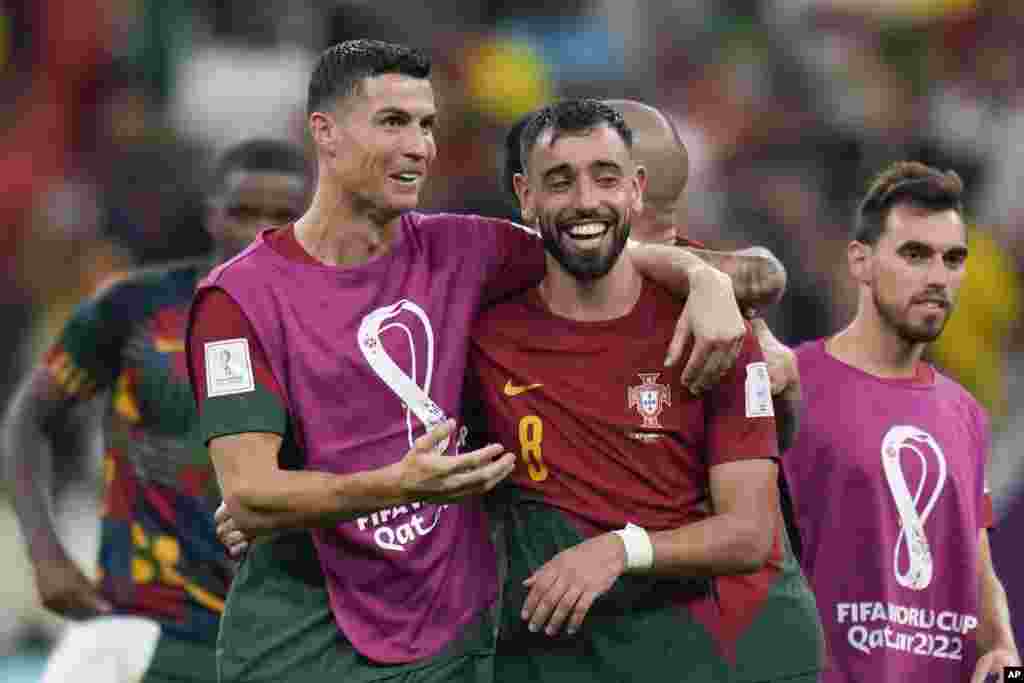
left=628, top=372, right=671, bottom=428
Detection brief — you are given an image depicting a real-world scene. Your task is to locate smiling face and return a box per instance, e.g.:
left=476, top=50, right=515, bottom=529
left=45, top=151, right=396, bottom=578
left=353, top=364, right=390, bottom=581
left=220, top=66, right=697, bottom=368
left=515, top=123, right=644, bottom=281
left=852, top=203, right=968, bottom=344
left=312, top=73, right=437, bottom=220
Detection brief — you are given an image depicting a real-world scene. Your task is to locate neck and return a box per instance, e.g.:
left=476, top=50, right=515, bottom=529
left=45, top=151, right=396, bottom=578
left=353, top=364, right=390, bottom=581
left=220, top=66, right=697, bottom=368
left=294, top=174, right=402, bottom=267
left=538, top=253, right=642, bottom=321
left=827, top=303, right=925, bottom=378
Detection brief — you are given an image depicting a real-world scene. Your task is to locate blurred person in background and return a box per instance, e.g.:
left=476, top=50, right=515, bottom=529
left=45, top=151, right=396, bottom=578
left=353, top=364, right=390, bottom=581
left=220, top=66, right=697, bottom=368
left=2, top=138, right=312, bottom=683
left=782, top=162, right=1019, bottom=683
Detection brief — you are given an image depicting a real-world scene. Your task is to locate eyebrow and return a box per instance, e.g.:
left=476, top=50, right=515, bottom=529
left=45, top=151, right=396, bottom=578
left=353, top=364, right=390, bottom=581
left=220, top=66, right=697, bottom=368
left=375, top=107, right=436, bottom=120
left=540, top=160, right=623, bottom=181
left=897, top=240, right=968, bottom=255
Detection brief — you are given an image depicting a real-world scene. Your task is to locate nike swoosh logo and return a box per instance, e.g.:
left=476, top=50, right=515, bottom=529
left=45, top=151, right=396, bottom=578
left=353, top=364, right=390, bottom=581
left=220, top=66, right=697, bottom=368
left=503, top=380, right=544, bottom=397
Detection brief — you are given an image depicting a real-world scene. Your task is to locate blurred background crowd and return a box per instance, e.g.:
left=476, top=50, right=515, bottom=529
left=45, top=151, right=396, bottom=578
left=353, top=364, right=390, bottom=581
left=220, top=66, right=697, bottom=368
left=3, top=0, right=1024, bottom=679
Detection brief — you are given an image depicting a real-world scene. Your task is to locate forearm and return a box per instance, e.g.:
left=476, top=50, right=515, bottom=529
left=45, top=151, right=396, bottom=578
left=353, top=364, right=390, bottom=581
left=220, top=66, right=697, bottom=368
left=772, top=383, right=801, bottom=453
left=644, top=511, right=774, bottom=578
left=628, top=241, right=711, bottom=299
left=687, top=246, right=787, bottom=313
left=977, top=568, right=1018, bottom=655
left=222, top=464, right=407, bottom=534
left=3, top=378, right=74, bottom=564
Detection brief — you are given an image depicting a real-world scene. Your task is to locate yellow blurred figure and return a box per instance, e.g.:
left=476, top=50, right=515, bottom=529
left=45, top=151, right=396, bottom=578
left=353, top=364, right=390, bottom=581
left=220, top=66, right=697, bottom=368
left=930, top=227, right=1020, bottom=423
left=464, top=37, right=553, bottom=125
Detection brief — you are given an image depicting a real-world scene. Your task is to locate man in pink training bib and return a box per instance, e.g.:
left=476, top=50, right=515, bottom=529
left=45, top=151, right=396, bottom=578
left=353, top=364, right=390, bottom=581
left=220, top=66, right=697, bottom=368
left=782, top=161, right=1019, bottom=683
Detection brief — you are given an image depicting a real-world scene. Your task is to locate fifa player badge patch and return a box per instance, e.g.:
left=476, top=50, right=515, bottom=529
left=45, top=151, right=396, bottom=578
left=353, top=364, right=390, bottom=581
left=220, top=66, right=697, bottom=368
left=744, top=362, right=774, bottom=418
left=204, top=338, right=255, bottom=397
left=628, top=373, right=671, bottom=428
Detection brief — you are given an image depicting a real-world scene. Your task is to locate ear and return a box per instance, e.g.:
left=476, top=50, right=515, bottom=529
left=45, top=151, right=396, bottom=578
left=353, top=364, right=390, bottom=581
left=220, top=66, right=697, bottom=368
left=309, top=111, right=334, bottom=152
left=848, top=240, right=872, bottom=284
left=513, top=172, right=534, bottom=223
left=632, top=164, right=647, bottom=215
left=205, top=198, right=224, bottom=238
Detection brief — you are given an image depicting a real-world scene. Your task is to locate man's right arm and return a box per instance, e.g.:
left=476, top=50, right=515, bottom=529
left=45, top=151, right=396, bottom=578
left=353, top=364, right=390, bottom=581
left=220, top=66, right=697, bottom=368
left=3, top=307, right=119, bottom=618
left=188, top=288, right=516, bottom=537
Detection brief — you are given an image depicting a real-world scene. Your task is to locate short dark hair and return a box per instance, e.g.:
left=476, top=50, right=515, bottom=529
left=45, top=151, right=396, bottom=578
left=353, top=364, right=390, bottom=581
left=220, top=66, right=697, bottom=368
left=503, top=111, right=536, bottom=197
left=519, top=99, right=633, bottom=174
left=307, top=39, right=431, bottom=116
left=211, top=139, right=311, bottom=196
left=854, top=161, right=965, bottom=244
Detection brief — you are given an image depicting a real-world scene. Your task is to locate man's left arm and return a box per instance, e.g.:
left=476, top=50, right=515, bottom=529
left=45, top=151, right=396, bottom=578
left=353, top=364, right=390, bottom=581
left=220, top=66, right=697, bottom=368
left=971, top=528, right=1020, bottom=683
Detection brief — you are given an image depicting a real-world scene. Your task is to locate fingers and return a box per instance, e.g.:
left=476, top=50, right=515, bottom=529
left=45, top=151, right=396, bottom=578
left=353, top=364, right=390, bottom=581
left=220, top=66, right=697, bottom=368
left=430, top=452, right=516, bottom=500
left=81, top=588, right=113, bottom=616
left=664, top=315, right=690, bottom=368
left=413, top=418, right=455, bottom=454
left=680, top=339, right=711, bottom=394
left=446, top=443, right=506, bottom=474
left=565, top=591, right=598, bottom=636
left=214, top=502, right=230, bottom=525
left=522, top=572, right=570, bottom=635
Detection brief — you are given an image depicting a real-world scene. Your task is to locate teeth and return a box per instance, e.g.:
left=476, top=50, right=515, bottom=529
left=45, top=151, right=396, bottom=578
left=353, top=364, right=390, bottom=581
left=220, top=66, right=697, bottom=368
left=395, top=173, right=419, bottom=182
left=567, top=222, right=607, bottom=238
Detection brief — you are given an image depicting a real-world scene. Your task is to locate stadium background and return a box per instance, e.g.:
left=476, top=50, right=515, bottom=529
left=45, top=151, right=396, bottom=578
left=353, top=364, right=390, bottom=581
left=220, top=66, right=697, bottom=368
left=2, top=0, right=1023, bottom=679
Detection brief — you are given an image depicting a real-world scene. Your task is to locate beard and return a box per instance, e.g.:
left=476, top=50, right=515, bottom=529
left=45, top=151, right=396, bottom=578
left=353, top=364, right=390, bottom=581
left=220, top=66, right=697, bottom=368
left=873, top=287, right=953, bottom=344
left=537, top=207, right=632, bottom=282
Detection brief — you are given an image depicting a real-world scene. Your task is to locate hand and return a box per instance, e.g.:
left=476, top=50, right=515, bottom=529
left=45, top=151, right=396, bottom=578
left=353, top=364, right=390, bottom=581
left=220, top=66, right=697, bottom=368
left=395, top=419, right=516, bottom=504
left=971, top=646, right=1020, bottom=683
left=521, top=533, right=627, bottom=637
left=33, top=554, right=113, bottom=619
left=666, top=266, right=745, bottom=395
left=749, top=318, right=798, bottom=397
left=215, top=502, right=254, bottom=559
left=730, top=247, right=787, bottom=315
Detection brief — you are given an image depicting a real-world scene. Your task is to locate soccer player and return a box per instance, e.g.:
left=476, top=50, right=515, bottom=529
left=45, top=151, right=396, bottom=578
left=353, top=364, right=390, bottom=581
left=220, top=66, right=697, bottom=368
left=3, top=139, right=312, bottom=683
left=188, top=40, right=760, bottom=683
left=470, top=98, right=824, bottom=682
left=783, top=161, right=1020, bottom=683
left=503, top=101, right=801, bottom=451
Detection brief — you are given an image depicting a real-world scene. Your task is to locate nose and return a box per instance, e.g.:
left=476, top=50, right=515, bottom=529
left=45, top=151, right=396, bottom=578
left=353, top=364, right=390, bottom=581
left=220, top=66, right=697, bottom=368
left=403, top=126, right=434, bottom=163
left=572, top=176, right=601, bottom=212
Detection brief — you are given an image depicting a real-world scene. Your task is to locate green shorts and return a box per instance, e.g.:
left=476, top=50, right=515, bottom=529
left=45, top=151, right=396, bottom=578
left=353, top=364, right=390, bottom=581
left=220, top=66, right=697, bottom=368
left=217, top=532, right=495, bottom=683
left=492, top=492, right=825, bottom=683
left=144, top=632, right=218, bottom=683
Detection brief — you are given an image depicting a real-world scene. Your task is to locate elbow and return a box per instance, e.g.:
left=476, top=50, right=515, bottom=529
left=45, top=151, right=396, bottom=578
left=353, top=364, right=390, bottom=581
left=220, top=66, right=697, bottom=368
left=222, top=486, right=275, bottom=535
left=730, top=517, right=775, bottom=574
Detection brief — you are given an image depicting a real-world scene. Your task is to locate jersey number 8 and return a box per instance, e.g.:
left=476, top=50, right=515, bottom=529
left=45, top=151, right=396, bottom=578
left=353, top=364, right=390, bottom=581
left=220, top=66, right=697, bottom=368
left=517, top=415, right=548, bottom=482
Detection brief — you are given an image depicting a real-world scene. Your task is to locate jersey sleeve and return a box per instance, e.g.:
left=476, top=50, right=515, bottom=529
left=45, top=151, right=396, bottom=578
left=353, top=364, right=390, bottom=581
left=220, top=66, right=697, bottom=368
left=44, top=283, right=135, bottom=400
left=703, top=327, right=780, bottom=467
left=187, top=287, right=289, bottom=444
left=973, top=400, right=995, bottom=529
left=472, top=216, right=546, bottom=304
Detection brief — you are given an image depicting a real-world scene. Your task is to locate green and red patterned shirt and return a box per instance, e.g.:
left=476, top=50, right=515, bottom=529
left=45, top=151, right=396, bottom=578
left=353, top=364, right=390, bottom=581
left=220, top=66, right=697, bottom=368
left=46, top=260, right=230, bottom=644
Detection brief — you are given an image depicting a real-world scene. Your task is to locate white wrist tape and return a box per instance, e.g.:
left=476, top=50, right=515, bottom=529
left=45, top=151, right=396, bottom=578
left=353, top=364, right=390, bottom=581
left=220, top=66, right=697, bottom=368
left=613, top=522, right=654, bottom=572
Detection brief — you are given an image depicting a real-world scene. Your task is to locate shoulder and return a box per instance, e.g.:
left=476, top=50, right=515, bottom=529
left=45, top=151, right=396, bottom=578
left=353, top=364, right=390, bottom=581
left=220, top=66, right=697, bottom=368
left=472, top=290, right=537, bottom=341
left=411, top=211, right=533, bottom=241
left=932, top=368, right=991, bottom=437
left=85, top=258, right=208, bottom=320
left=200, top=236, right=273, bottom=291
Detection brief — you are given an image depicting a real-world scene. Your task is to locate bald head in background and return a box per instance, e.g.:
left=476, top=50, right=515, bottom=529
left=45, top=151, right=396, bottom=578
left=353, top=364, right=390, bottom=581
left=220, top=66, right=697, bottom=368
left=503, top=99, right=689, bottom=244
left=604, top=99, right=689, bottom=244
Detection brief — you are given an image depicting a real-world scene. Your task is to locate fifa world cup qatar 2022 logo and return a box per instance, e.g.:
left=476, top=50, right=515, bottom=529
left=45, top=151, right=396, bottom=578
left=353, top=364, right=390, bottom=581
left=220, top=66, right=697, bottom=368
left=356, top=299, right=469, bottom=553
left=881, top=425, right=948, bottom=591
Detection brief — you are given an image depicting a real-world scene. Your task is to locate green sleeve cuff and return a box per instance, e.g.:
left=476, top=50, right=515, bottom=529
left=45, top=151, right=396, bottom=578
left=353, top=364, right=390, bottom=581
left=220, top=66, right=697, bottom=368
left=200, top=384, right=288, bottom=443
